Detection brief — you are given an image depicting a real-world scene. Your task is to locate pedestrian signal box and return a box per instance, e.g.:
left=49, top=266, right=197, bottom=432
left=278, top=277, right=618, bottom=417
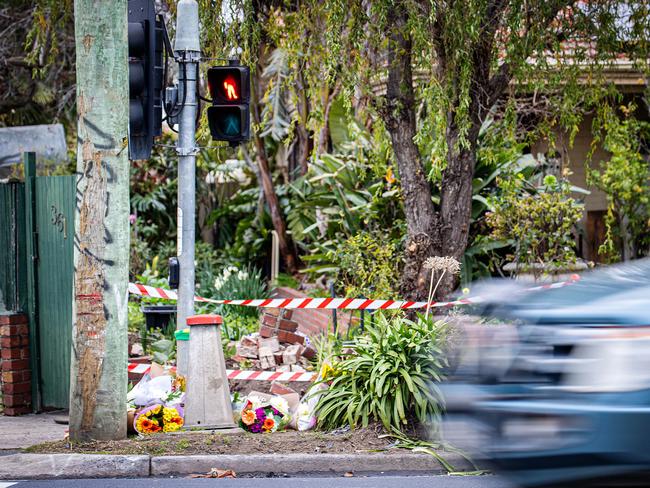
left=206, top=64, right=250, bottom=144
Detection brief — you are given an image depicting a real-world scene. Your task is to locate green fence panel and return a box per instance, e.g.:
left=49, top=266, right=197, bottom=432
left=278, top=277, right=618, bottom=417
left=0, top=182, right=27, bottom=313
left=35, top=175, right=75, bottom=409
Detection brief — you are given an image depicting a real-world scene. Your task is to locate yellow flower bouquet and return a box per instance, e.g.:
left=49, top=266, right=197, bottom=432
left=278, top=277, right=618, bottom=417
left=134, top=404, right=184, bottom=435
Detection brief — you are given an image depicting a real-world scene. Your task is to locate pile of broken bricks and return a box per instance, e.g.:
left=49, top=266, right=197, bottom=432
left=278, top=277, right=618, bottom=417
left=234, top=309, right=317, bottom=371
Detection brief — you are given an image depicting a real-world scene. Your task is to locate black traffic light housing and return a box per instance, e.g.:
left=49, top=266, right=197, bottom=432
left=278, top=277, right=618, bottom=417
left=128, top=0, right=164, bottom=160
left=206, top=63, right=250, bottom=144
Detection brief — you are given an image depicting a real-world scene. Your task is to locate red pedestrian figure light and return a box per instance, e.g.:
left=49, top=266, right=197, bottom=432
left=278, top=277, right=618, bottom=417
left=207, top=64, right=250, bottom=143
left=223, top=77, right=238, bottom=100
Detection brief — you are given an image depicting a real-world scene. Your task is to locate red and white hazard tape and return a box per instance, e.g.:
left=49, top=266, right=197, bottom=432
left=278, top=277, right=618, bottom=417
left=128, top=363, right=152, bottom=375
left=526, top=276, right=581, bottom=291
left=128, top=275, right=579, bottom=311
left=128, top=363, right=316, bottom=382
left=226, top=369, right=316, bottom=382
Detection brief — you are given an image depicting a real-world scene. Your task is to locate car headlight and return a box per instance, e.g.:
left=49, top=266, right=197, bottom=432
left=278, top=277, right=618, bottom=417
left=561, top=327, right=650, bottom=393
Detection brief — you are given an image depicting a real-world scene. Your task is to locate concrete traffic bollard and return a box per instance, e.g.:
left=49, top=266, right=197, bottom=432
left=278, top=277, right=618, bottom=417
left=183, top=314, right=236, bottom=429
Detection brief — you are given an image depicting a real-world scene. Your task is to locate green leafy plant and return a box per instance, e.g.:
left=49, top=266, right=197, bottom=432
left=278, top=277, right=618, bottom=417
left=486, top=172, right=584, bottom=275
left=222, top=341, right=237, bottom=361
left=150, top=337, right=176, bottom=365
left=142, top=314, right=177, bottom=362
left=129, top=138, right=178, bottom=278
left=313, top=313, right=447, bottom=432
left=588, top=103, right=650, bottom=262
left=220, top=313, right=260, bottom=342
left=272, top=272, right=300, bottom=289
left=327, top=230, right=402, bottom=299
left=286, top=126, right=405, bottom=278
left=128, top=301, right=145, bottom=333
left=195, top=265, right=266, bottom=344
left=459, top=119, right=541, bottom=284
left=310, top=332, right=343, bottom=374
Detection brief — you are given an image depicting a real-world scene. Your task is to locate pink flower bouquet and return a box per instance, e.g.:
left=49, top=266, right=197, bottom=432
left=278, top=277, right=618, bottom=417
left=239, top=396, right=289, bottom=433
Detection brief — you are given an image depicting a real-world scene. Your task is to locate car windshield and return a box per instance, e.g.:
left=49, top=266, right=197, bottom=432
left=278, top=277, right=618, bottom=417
left=486, top=259, right=650, bottom=325
left=518, top=258, right=650, bottom=310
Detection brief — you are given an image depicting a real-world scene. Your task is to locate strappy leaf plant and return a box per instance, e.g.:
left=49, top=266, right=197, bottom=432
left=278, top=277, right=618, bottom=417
left=313, top=313, right=447, bottom=432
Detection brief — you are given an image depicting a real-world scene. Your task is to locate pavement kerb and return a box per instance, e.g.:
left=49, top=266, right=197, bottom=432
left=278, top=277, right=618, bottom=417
left=0, top=452, right=473, bottom=479
left=0, top=453, right=151, bottom=480
left=151, top=452, right=473, bottom=476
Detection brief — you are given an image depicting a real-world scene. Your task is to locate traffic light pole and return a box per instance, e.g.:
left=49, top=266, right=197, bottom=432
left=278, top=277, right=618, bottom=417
left=174, top=0, right=200, bottom=376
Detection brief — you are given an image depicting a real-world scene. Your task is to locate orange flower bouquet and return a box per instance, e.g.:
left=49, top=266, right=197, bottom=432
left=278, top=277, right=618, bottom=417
left=238, top=396, right=289, bottom=433
left=134, top=404, right=184, bottom=435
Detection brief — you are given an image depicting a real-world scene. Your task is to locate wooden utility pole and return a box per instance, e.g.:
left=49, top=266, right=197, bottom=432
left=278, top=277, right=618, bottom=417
left=69, top=0, right=130, bottom=440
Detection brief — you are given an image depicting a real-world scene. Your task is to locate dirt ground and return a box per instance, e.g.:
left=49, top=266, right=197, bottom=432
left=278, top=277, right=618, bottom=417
left=26, top=425, right=402, bottom=456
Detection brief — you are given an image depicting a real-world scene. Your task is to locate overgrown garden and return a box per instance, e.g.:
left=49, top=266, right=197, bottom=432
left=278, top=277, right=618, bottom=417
left=3, top=0, right=649, bottom=437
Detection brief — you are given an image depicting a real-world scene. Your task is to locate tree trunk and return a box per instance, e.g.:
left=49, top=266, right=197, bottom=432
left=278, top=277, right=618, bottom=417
left=253, top=134, right=300, bottom=274
left=317, top=83, right=340, bottom=155
left=384, top=1, right=440, bottom=301
left=436, top=118, right=481, bottom=296
left=251, top=56, right=301, bottom=274
left=69, top=0, right=129, bottom=441
left=290, top=70, right=312, bottom=176
left=291, top=122, right=312, bottom=177
left=380, top=0, right=574, bottom=300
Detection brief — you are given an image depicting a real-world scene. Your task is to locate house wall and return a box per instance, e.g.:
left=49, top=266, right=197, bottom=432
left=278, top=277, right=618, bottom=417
left=531, top=113, right=609, bottom=212
left=531, top=113, right=614, bottom=262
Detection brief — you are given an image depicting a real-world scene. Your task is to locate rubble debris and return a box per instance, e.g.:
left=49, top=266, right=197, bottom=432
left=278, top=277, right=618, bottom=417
left=231, top=308, right=318, bottom=375
left=236, top=335, right=259, bottom=358
left=270, top=382, right=298, bottom=397
left=279, top=319, right=299, bottom=332
left=258, top=346, right=276, bottom=370
left=259, top=325, right=275, bottom=338
left=278, top=329, right=304, bottom=344
left=283, top=344, right=301, bottom=365
left=301, top=344, right=317, bottom=360
left=258, top=336, right=280, bottom=352
left=232, top=308, right=317, bottom=380
left=130, top=342, right=144, bottom=356
left=273, top=351, right=284, bottom=364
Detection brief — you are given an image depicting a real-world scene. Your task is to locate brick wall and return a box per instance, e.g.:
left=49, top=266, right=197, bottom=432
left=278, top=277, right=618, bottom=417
left=271, top=287, right=357, bottom=336
left=0, top=313, right=32, bottom=415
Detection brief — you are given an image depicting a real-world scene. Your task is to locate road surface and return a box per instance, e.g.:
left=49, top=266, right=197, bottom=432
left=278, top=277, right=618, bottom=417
left=0, top=476, right=514, bottom=488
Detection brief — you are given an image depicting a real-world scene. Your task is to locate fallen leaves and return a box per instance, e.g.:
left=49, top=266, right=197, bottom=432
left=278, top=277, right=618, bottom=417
left=189, top=468, right=237, bottom=478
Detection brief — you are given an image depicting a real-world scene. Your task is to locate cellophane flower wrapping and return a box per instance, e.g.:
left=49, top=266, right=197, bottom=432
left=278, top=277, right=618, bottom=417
left=238, top=395, right=290, bottom=433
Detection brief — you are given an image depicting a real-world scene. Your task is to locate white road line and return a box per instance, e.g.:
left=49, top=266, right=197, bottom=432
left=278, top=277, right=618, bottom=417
left=0, top=482, right=17, bottom=488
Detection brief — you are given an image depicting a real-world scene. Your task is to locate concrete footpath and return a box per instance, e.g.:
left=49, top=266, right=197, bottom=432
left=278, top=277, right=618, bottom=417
left=0, top=412, right=476, bottom=479
left=0, top=452, right=475, bottom=480
left=0, top=412, right=68, bottom=450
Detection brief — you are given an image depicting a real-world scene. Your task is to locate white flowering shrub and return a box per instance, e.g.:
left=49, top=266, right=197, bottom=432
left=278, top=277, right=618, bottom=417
left=213, top=266, right=251, bottom=290
left=196, top=265, right=267, bottom=340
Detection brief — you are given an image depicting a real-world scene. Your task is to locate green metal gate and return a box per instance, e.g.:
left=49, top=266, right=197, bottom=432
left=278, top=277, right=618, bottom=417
left=0, top=183, right=27, bottom=314
left=33, top=174, right=75, bottom=409
left=0, top=154, right=76, bottom=410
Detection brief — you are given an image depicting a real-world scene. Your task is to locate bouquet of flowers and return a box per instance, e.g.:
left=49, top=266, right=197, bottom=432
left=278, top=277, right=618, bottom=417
left=134, top=404, right=184, bottom=435
left=239, top=395, right=289, bottom=433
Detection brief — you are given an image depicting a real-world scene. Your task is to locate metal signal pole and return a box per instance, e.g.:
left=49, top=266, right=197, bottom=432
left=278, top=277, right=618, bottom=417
left=174, top=0, right=200, bottom=375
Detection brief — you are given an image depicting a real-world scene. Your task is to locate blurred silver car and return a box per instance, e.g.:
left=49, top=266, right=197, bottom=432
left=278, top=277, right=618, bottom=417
left=443, top=259, right=650, bottom=487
